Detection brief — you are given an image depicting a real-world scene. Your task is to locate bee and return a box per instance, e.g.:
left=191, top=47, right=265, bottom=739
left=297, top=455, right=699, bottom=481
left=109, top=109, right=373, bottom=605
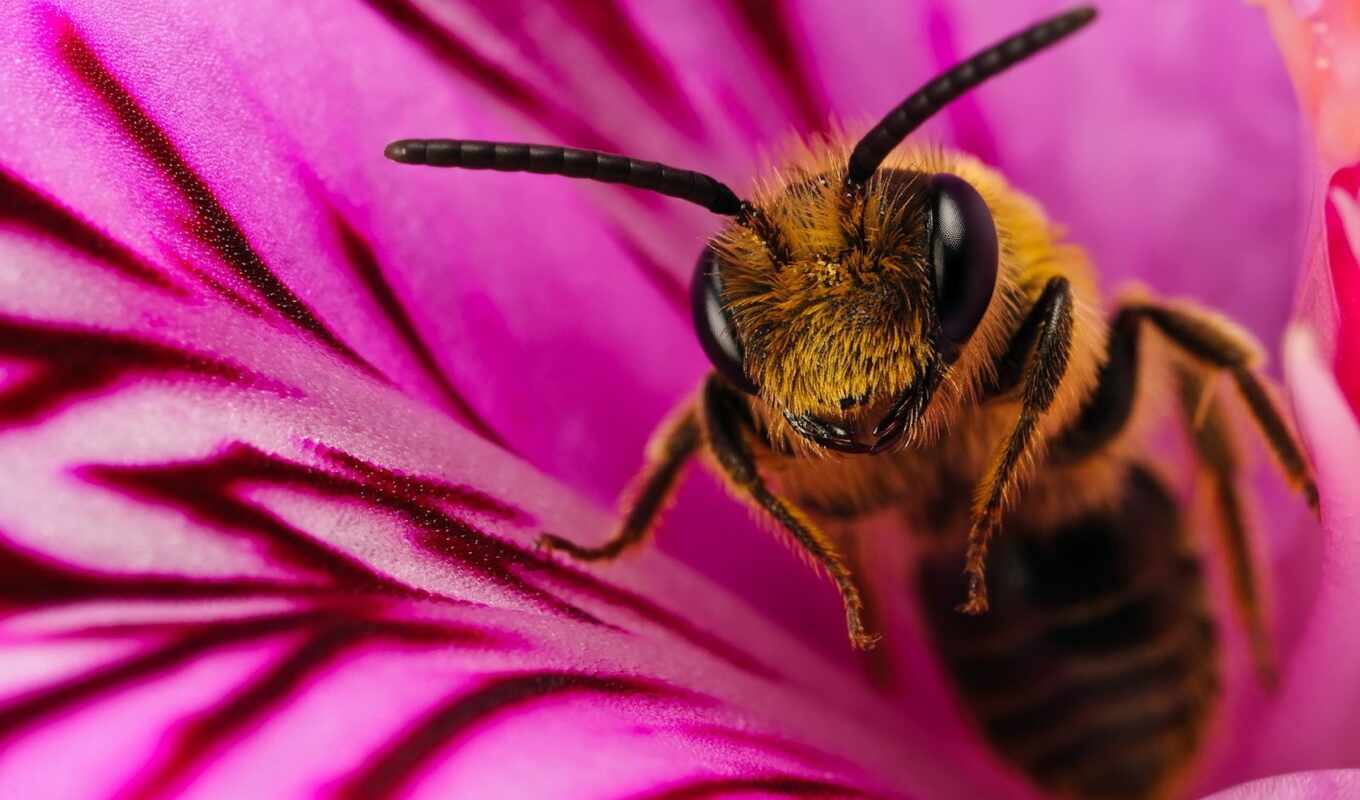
left=386, top=6, right=1318, bottom=798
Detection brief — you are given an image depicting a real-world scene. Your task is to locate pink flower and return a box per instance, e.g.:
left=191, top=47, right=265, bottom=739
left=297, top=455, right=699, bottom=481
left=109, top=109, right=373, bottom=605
left=0, top=1, right=1353, bottom=798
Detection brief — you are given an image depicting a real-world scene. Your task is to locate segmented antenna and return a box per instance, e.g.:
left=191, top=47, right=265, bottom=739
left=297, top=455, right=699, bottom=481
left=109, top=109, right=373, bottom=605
left=845, top=5, right=1097, bottom=188
left=385, top=139, right=745, bottom=216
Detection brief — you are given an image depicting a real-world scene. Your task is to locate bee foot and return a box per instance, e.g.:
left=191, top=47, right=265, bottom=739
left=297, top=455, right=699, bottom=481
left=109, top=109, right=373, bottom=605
left=536, top=532, right=619, bottom=562
left=849, top=630, right=882, bottom=651
left=957, top=593, right=989, bottom=615
left=536, top=532, right=581, bottom=556
left=957, top=568, right=990, bottom=615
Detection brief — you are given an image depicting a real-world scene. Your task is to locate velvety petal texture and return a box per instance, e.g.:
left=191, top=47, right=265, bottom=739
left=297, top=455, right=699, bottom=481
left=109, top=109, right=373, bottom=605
left=0, top=0, right=1346, bottom=798
left=1241, top=327, right=1360, bottom=776
left=1206, top=771, right=1360, bottom=800
left=1262, top=0, right=1360, bottom=414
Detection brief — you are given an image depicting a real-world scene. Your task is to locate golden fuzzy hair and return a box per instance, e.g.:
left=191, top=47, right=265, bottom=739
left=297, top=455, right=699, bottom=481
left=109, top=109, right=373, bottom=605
left=709, top=133, right=1106, bottom=460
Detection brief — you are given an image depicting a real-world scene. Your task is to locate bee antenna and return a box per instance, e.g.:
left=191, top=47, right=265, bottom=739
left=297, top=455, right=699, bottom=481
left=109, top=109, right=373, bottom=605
left=385, top=139, right=745, bottom=216
left=845, top=5, right=1097, bottom=188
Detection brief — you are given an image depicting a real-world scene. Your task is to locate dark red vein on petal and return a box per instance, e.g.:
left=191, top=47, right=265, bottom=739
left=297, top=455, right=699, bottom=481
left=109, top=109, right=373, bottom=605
left=47, top=611, right=492, bottom=642
left=541, top=565, right=780, bottom=681
left=115, top=619, right=491, bottom=800
left=77, top=443, right=602, bottom=624
left=48, top=12, right=375, bottom=373
left=318, top=449, right=774, bottom=676
left=335, top=455, right=775, bottom=675
left=77, top=450, right=417, bottom=594
left=624, top=775, right=874, bottom=800
left=729, top=0, right=828, bottom=135
left=0, top=610, right=327, bottom=746
left=279, top=446, right=597, bottom=623
left=923, top=1, right=1000, bottom=166
left=675, top=724, right=859, bottom=775
left=352, top=458, right=783, bottom=672
left=0, top=167, right=181, bottom=294
left=115, top=627, right=364, bottom=800
left=0, top=316, right=282, bottom=429
left=0, top=531, right=319, bottom=611
left=523, top=0, right=705, bottom=139
left=611, top=227, right=689, bottom=311
left=173, top=255, right=268, bottom=316
left=403, top=506, right=607, bottom=627
left=365, top=0, right=616, bottom=151
left=318, top=446, right=529, bottom=524
left=327, top=210, right=509, bottom=449
left=75, top=441, right=774, bottom=675
left=333, top=672, right=688, bottom=800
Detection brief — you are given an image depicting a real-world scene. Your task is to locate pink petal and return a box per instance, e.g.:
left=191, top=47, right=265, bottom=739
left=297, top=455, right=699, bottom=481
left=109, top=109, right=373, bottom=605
left=1262, top=0, right=1360, bottom=168
left=1204, top=770, right=1360, bottom=800
left=1206, top=1, right=1360, bottom=784
left=1223, top=2, right=1360, bottom=777
left=1233, top=327, right=1360, bottom=779
left=1262, top=0, right=1360, bottom=411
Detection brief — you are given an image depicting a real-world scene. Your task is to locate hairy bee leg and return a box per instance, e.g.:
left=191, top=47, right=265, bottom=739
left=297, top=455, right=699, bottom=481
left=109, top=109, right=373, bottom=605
left=702, top=376, right=880, bottom=650
left=537, top=404, right=700, bottom=561
left=1048, top=305, right=1141, bottom=462
left=1148, top=304, right=1319, bottom=507
left=962, top=277, right=1075, bottom=615
left=841, top=525, right=898, bottom=686
left=1174, top=367, right=1277, bottom=687
left=1051, top=299, right=1317, bottom=513
left=1227, top=365, right=1319, bottom=512
left=1120, top=301, right=1317, bottom=512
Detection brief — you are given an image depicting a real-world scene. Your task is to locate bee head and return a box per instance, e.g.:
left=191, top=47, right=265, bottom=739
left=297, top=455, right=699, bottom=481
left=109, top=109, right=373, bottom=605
left=687, top=6, right=1094, bottom=454
left=693, top=151, right=998, bottom=454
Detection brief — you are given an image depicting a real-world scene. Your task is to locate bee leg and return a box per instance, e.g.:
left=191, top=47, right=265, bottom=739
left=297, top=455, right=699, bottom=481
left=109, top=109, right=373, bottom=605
left=702, top=375, right=880, bottom=650
left=1174, top=366, right=1277, bottom=687
left=1048, top=303, right=1142, bottom=462
left=962, top=277, right=1075, bottom=615
left=537, top=402, right=700, bottom=561
left=1047, top=295, right=1309, bottom=684
left=1117, top=300, right=1318, bottom=513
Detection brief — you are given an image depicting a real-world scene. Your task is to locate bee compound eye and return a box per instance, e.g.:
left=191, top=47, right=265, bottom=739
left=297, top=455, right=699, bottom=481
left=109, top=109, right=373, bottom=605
left=691, top=247, right=758, bottom=395
left=929, top=174, right=999, bottom=358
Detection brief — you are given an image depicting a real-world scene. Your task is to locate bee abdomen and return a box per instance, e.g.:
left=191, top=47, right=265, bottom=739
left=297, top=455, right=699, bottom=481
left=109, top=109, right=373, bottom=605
left=917, top=466, right=1218, bottom=800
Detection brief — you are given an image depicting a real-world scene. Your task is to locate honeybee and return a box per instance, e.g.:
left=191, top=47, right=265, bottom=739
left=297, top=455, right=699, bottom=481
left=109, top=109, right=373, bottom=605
left=386, top=6, right=1318, bottom=798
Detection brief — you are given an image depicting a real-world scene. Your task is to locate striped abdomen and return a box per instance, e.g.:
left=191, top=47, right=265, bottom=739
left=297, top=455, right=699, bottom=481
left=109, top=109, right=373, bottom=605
left=917, top=466, right=1219, bottom=800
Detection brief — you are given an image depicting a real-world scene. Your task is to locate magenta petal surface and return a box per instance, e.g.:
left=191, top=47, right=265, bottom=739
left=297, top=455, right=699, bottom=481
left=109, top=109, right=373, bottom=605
left=1245, top=0, right=1360, bottom=778
left=1229, top=328, right=1360, bottom=777
left=1205, top=771, right=1360, bottom=800
left=1263, top=0, right=1360, bottom=413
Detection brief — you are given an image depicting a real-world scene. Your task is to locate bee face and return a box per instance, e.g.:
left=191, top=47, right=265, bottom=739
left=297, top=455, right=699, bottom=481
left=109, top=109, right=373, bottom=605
left=692, top=157, right=1000, bottom=454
